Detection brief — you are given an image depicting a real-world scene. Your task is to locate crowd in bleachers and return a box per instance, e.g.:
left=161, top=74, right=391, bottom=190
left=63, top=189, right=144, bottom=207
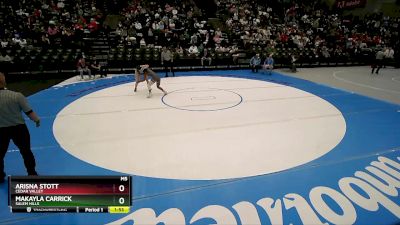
left=0, top=0, right=104, bottom=49
left=216, top=0, right=399, bottom=65
left=0, top=0, right=106, bottom=71
left=112, top=0, right=399, bottom=66
left=116, top=0, right=200, bottom=47
left=113, top=0, right=242, bottom=61
left=0, top=0, right=399, bottom=72
left=106, top=0, right=399, bottom=68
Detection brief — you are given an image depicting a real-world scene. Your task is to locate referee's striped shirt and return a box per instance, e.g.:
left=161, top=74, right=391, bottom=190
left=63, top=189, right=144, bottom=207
left=0, top=88, right=32, bottom=128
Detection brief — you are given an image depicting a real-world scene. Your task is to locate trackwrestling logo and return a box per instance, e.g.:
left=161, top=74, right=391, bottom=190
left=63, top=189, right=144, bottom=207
left=108, top=156, right=400, bottom=225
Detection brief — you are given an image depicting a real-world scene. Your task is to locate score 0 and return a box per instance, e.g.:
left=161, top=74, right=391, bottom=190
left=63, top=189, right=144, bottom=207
left=118, top=176, right=128, bottom=193
left=117, top=176, right=130, bottom=206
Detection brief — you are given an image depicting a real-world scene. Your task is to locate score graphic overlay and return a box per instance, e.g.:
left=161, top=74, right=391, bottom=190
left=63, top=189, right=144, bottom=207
left=8, top=176, right=131, bottom=213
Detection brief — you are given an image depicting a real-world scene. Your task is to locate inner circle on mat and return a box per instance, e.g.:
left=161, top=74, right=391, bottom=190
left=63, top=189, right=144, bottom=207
left=53, top=76, right=346, bottom=180
left=162, top=88, right=242, bottom=111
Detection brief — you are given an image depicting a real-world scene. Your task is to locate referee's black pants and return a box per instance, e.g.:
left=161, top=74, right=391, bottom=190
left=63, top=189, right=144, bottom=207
left=0, top=124, right=37, bottom=179
left=164, top=61, right=175, bottom=77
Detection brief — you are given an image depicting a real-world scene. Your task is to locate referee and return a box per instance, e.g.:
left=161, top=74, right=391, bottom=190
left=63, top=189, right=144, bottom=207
left=161, top=47, right=175, bottom=77
left=0, top=72, right=40, bottom=183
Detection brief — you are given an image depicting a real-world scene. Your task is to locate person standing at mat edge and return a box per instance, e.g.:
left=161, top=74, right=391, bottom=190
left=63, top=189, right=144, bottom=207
left=161, top=47, right=175, bottom=77
left=371, top=49, right=385, bottom=74
left=0, top=72, right=39, bottom=183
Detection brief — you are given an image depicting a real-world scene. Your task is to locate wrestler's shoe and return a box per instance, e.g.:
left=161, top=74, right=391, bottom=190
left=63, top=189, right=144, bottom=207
left=147, top=83, right=153, bottom=91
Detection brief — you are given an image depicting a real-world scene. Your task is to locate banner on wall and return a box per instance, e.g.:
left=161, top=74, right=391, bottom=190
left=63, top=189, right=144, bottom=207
left=335, top=0, right=367, bottom=9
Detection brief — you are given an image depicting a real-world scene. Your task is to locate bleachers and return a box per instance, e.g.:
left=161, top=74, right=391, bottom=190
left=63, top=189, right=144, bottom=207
left=1, top=0, right=398, bottom=75
left=1, top=44, right=378, bottom=75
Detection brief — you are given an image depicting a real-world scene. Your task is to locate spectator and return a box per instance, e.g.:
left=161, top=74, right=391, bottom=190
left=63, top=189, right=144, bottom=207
left=321, top=46, right=331, bottom=59
left=263, top=54, right=274, bottom=75
left=0, top=39, right=9, bottom=48
left=213, top=34, right=221, bottom=45
left=0, top=51, right=13, bottom=63
left=191, top=33, right=198, bottom=45
left=88, top=18, right=99, bottom=33
left=215, top=28, right=222, bottom=37
left=250, top=53, right=261, bottom=72
left=384, top=47, right=395, bottom=67
left=12, top=34, right=27, bottom=48
left=57, top=1, right=65, bottom=9
left=371, top=49, right=385, bottom=74
left=147, top=28, right=154, bottom=46
left=230, top=45, right=240, bottom=64
left=41, top=34, right=51, bottom=48
left=76, top=54, right=92, bottom=80
left=90, top=56, right=106, bottom=78
left=201, top=48, right=212, bottom=66
left=47, top=23, right=58, bottom=37
left=188, top=44, right=199, bottom=56
left=176, top=45, right=184, bottom=55
left=0, top=72, right=40, bottom=183
left=0, top=51, right=14, bottom=73
left=291, top=54, right=298, bottom=73
left=140, top=38, right=146, bottom=47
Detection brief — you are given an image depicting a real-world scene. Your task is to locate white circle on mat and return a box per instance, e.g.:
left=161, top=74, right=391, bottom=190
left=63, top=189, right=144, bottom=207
left=162, top=87, right=242, bottom=111
left=53, top=76, right=346, bottom=180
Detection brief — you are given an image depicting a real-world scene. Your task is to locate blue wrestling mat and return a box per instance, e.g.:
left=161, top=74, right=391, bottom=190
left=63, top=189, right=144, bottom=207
left=0, top=70, right=399, bottom=225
